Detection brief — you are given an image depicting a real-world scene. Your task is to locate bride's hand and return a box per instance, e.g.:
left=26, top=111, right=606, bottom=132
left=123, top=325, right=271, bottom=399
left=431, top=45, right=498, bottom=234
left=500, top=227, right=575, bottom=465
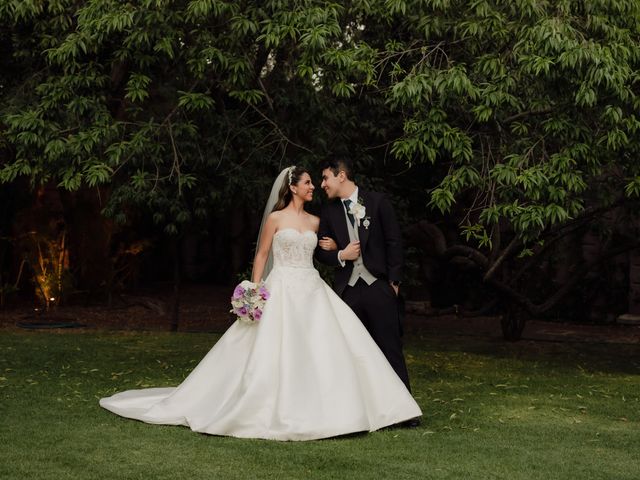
left=318, top=236, right=338, bottom=251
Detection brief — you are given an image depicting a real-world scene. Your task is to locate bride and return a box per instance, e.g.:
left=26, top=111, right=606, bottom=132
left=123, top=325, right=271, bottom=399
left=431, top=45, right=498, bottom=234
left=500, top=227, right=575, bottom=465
left=100, top=166, right=422, bottom=441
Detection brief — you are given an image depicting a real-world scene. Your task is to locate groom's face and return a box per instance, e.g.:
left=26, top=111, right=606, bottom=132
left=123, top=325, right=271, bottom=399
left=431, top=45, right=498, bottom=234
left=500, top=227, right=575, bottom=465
left=321, top=168, right=342, bottom=199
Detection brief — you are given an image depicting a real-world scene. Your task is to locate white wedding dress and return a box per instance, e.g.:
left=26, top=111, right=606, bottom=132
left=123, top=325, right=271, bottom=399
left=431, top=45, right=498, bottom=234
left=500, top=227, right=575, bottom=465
left=100, top=228, right=422, bottom=441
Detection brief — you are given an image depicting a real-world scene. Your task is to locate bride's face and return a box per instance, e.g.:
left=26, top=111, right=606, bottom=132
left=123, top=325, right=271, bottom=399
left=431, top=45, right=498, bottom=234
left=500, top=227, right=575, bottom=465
left=292, top=173, right=314, bottom=202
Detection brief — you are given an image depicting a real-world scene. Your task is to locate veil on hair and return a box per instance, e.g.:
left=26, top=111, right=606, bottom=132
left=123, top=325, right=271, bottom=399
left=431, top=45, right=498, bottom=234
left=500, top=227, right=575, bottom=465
left=252, top=167, right=292, bottom=281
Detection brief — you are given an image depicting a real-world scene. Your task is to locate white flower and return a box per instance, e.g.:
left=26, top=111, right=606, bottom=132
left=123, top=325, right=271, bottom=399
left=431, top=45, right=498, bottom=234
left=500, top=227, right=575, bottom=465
left=349, top=201, right=366, bottom=226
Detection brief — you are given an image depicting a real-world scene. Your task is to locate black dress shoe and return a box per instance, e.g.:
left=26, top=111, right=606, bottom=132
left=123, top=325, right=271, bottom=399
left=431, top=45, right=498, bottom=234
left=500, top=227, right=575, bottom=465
left=402, top=417, right=421, bottom=428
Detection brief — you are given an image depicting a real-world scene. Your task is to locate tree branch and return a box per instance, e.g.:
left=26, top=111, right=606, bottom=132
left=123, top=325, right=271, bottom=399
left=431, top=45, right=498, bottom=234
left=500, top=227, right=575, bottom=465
left=483, top=235, right=519, bottom=282
left=502, top=108, right=553, bottom=124
left=247, top=104, right=313, bottom=154
left=442, top=245, right=489, bottom=269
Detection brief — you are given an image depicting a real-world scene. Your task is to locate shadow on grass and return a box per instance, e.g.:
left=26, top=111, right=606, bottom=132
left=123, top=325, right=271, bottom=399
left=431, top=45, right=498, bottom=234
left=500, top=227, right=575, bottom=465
left=406, top=331, right=640, bottom=376
left=1, top=330, right=639, bottom=480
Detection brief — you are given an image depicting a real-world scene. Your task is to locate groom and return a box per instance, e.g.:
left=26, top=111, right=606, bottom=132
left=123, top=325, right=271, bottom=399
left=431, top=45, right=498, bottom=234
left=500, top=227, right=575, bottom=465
left=315, top=158, right=411, bottom=392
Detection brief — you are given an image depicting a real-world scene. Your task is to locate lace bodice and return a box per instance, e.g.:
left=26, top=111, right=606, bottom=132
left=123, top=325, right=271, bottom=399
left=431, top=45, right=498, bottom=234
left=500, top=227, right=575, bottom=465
left=272, top=229, right=317, bottom=269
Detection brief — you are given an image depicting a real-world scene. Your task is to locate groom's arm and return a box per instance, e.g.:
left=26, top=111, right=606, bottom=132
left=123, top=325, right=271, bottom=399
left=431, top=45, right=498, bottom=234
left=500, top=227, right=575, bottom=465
left=315, top=207, right=341, bottom=267
left=379, top=194, right=403, bottom=283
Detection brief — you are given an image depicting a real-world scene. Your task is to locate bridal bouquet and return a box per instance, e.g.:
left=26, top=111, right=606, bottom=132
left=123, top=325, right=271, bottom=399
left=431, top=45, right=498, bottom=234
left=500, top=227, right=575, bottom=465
left=230, top=280, right=270, bottom=324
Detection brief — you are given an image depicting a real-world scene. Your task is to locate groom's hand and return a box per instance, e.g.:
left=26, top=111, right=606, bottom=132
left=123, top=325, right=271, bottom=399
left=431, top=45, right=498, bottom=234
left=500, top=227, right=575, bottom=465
left=340, top=241, right=361, bottom=261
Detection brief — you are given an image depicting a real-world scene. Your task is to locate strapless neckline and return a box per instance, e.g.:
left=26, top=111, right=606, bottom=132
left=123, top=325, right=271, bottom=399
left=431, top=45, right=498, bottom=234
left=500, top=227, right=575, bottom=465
left=275, top=228, right=317, bottom=237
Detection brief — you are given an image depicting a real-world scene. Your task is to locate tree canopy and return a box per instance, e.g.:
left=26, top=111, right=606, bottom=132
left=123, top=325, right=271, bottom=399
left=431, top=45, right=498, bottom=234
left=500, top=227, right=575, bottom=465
left=2, top=0, right=640, bottom=334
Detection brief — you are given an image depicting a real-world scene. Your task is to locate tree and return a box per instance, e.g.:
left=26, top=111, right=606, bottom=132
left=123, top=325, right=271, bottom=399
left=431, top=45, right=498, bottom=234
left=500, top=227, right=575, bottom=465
left=2, top=0, right=640, bottom=337
left=0, top=1, right=346, bottom=289
left=344, top=0, right=640, bottom=337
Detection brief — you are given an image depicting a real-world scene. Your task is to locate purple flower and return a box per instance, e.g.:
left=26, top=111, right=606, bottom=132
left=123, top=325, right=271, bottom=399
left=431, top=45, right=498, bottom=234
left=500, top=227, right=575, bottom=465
left=258, top=286, right=270, bottom=300
left=230, top=280, right=269, bottom=325
left=232, top=285, right=246, bottom=300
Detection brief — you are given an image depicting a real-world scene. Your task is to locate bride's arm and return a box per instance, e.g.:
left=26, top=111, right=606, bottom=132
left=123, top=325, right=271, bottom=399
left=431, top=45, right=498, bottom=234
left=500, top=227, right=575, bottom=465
left=315, top=208, right=341, bottom=266
left=251, top=214, right=277, bottom=283
left=310, top=215, right=337, bottom=250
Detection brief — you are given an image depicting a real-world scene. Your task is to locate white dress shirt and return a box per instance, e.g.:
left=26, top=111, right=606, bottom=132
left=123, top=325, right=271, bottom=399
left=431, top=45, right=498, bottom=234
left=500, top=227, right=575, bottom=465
left=337, top=187, right=359, bottom=267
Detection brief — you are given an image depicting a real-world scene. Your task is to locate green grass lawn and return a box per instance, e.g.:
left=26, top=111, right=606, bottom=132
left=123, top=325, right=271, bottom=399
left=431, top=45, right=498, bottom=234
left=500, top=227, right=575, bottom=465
left=1, top=329, right=638, bottom=480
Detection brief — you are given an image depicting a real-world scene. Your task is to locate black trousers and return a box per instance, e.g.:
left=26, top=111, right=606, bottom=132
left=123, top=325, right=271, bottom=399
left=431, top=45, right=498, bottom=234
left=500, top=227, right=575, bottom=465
left=342, top=278, right=411, bottom=391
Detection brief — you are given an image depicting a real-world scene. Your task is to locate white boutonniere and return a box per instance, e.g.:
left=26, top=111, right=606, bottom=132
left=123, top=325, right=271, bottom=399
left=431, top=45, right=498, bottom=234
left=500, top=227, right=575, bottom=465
left=349, top=197, right=370, bottom=228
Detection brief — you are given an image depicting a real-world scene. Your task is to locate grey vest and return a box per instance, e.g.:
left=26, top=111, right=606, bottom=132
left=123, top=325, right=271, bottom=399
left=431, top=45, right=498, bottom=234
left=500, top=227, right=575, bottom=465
left=345, top=213, right=377, bottom=286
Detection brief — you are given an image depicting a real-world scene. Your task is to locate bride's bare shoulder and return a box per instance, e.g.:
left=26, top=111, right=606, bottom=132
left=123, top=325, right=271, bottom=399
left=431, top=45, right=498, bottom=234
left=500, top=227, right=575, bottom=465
left=269, top=210, right=290, bottom=223
left=307, top=214, right=320, bottom=231
left=265, top=211, right=284, bottom=228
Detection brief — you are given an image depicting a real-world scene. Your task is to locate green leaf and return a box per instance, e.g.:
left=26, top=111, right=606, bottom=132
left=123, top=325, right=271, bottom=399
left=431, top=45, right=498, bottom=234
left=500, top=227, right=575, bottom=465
left=331, top=81, right=356, bottom=98
left=125, top=73, right=151, bottom=103
left=177, top=92, right=216, bottom=111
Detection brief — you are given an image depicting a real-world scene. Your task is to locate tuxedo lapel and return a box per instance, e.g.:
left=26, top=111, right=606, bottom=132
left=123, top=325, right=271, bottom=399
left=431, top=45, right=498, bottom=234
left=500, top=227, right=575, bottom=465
left=358, top=190, right=371, bottom=252
left=332, top=201, right=351, bottom=247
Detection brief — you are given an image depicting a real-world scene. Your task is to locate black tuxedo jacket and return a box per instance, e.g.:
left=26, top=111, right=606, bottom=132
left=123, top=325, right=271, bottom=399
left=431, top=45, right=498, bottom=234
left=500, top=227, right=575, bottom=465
left=315, top=190, right=403, bottom=296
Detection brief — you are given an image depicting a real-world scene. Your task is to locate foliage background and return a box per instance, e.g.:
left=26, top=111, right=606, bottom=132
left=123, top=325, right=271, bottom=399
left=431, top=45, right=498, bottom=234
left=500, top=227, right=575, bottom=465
left=1, top=0, right=640, bottom=328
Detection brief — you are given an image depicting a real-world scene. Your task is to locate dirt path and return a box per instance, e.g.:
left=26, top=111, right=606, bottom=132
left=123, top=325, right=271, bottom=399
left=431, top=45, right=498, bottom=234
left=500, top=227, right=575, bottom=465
left=1, top=284, right=639, bottom=345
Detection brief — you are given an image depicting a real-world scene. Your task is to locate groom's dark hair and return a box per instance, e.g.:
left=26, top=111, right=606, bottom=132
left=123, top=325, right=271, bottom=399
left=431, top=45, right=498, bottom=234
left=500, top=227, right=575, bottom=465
left=322, top=158, right=354, bottom=181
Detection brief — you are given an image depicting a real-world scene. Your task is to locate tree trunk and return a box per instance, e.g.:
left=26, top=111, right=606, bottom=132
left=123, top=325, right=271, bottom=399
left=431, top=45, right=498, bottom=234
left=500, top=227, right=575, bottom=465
left=58, top=187, right=114, bottom=298
left=170, top=237, right=181, bottom=332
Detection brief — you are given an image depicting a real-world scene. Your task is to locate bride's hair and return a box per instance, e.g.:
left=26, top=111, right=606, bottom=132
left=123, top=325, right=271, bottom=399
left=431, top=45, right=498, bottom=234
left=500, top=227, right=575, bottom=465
left=272, top=166, right=309, bottom=212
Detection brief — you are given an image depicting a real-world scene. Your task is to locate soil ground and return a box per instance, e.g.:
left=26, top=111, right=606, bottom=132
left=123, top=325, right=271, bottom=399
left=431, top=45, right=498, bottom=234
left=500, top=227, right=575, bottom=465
left=1, top=284, right=639, bottom=345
